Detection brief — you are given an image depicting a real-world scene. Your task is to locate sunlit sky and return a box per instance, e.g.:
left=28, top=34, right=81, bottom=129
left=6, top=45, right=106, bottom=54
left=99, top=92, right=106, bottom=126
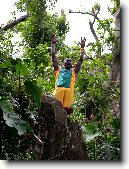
left=0, top=0, right=128, bottom=46
left=0, top=0, right=113, bottom=46
left=53, top=0, right=113, bottom=45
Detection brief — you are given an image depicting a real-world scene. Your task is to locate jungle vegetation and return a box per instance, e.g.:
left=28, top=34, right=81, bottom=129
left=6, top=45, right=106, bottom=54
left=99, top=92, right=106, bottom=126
left=0, top=0, right=120, bottom=160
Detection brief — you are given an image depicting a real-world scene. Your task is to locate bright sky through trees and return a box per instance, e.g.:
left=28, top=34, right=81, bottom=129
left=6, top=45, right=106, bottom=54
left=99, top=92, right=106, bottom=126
left=53, top=0, right=113, bottom=45
left=0, top=0, right=128, bottom=49
left=0, top=0, right=113, bottom=46
left=0, top=0, right=129, bottom=46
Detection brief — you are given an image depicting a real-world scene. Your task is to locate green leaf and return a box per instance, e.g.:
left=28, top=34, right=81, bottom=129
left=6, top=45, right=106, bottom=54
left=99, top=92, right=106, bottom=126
left=0, top=99, right=28, bottom=136
left=0, top=97, right=13, bottom=113
left=3, top=112, right=26, bottom=135
left=24, top=79, right=42, bottom=107
left=83, top=131, right=102, bottom=142
left=82, top=122, right=102, bottom=142
left=110, top=117, right=120, bottom=129
left=16, top=61, right=30, bottom=76
left=0, top=60, right=13, bottom=68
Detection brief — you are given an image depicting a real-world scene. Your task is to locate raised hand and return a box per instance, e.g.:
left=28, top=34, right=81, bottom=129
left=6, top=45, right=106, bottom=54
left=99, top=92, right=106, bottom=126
left=51, top=33, right=59, bottom=44
left=79, top=37, right=86, bottom=48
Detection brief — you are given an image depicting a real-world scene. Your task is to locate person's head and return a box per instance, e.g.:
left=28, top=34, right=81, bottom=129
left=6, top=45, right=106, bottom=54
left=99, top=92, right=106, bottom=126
left=63, top=57, right=72, bottom=70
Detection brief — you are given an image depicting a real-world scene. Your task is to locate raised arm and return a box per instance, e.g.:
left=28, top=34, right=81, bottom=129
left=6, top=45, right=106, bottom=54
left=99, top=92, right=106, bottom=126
left=51, top=33, right=59, bottom=72
left=74, top=37, right=86, bottom=74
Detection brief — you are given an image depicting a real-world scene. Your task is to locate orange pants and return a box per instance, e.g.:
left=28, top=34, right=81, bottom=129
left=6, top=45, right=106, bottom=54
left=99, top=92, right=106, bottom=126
left=53, top=87, right=74, bottom=108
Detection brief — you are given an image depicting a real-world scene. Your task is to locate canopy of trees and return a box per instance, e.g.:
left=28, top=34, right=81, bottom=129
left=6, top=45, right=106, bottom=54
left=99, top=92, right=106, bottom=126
left=0, top=0, right=120, bottom=160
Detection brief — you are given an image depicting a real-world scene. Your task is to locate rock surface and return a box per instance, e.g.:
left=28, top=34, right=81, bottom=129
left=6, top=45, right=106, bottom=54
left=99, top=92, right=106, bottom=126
left=27, top=95, right=88, bottom=160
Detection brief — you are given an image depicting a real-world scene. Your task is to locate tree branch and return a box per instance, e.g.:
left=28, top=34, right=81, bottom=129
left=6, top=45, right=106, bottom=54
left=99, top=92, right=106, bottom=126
left=69, top=9, right=99, bottom=41
left=69, top=9, right=100, bottom=20
left=89, top=20, right=98, bottom=41
left=2, top=14, right=30, bottom=31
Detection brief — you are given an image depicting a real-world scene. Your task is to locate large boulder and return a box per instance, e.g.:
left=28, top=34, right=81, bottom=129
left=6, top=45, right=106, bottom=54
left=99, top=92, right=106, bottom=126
left=25, top=95, right=88, bottom=160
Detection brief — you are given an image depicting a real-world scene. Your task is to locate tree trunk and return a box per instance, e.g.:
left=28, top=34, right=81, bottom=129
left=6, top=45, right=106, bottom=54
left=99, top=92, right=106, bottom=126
left=109, top=8, right=120, bottom=116
left=109, top=8, right=120, bottom=85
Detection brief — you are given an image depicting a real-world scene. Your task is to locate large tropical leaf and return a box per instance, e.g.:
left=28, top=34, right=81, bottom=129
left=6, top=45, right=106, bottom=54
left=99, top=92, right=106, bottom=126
left=82, top=122, right=102, bottom=142
left=24, top=79, right=42, bottom=107
left=0, top=98, right=29, bottom=135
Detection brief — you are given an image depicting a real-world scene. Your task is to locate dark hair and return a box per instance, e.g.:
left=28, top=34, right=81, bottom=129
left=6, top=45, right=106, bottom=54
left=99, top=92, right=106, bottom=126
left=64, top=58, right=72, bottom=63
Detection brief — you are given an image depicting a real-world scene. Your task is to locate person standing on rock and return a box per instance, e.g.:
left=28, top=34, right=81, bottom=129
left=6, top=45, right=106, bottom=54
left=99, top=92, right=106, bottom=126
left=51, top=33, right=86, bottom=115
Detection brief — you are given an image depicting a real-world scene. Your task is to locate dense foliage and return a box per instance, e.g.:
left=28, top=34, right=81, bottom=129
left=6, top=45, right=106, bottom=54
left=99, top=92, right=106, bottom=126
left=0, top=0, right=120, bottom=160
